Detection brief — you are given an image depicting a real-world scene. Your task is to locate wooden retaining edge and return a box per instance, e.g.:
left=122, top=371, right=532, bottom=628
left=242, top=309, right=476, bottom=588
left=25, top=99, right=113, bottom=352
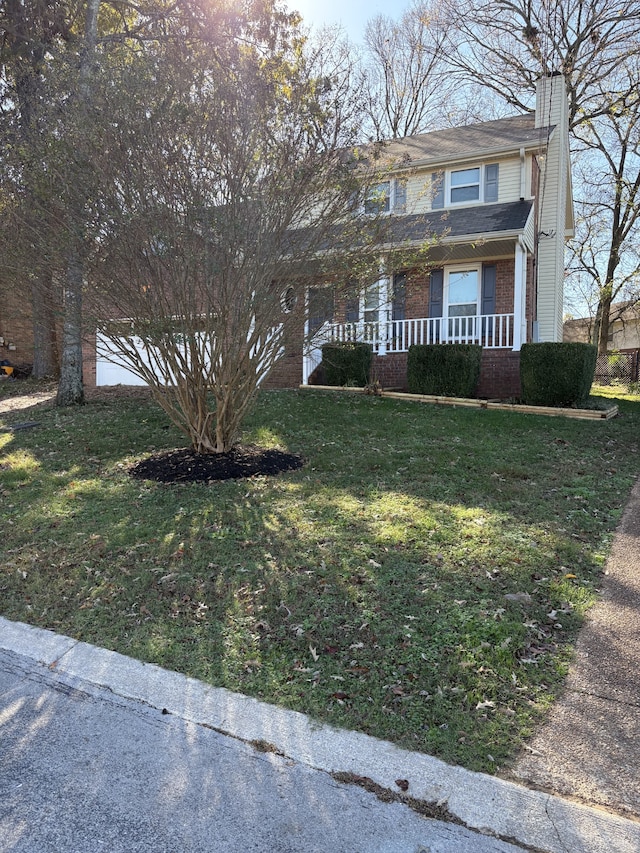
left=298, top=385, right=619, bottom=421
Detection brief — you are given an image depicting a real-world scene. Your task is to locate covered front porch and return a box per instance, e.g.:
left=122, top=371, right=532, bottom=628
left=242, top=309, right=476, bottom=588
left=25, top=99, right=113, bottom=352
left=302, top=237, right=531, bottom=388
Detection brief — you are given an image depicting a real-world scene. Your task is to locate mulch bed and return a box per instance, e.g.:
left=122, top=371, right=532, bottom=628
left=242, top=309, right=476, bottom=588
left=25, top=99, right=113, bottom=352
left=130, top=445, right=305, bottom=483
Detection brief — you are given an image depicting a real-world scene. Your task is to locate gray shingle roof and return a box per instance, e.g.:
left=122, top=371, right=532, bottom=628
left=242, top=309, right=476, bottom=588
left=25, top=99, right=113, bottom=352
left=377, top=115, right=549, bottom=166
left=386, top=200, right=533, bottom=244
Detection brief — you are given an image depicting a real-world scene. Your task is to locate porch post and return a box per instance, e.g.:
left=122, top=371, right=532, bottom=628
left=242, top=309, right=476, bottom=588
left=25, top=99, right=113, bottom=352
left=302, top=287, right=311, bottom=384
left=377, top=262, right=390, bottom=356
left=513, top=240, right=527, bottom=351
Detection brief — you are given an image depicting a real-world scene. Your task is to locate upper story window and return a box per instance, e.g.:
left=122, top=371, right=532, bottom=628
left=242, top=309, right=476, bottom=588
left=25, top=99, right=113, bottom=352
left=432, top=163, right=499, bottom=209
left=365, top=181, right=391, bottom=214
left=450, top=168, right=481, bottom=203
left=364, top=178, right=407, bottom=215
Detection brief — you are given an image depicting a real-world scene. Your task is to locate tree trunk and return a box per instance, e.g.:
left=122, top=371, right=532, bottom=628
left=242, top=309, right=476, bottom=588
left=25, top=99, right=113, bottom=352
left=56, top=251, right=84, bottom=405
left=596, top=291, right=613, bottom=355
left=56, top=0, right=100, bottom=406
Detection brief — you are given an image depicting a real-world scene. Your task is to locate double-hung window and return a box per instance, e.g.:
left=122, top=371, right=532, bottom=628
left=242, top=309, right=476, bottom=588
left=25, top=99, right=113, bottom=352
left=365, top=182, right=391, bottom=214
left=432, top=164, right=499, bottom=208
left=450, top=168, right=481, bottom=204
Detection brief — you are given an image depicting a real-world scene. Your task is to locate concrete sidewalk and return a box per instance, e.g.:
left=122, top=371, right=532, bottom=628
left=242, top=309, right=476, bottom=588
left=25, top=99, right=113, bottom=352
left=1, top=616, right=639, bottom=853
left=509, top=475, right=640, bottom=819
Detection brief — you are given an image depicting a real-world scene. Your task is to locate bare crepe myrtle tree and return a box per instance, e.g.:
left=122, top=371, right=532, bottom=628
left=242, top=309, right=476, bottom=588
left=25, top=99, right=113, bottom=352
left=88, top=43, right=389, bottom=454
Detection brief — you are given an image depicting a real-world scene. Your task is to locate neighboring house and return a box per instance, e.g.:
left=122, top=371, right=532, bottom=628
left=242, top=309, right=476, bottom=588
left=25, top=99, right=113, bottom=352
left=564, top=302, right=640, bottom=351
left=297, top=73, right=573, bottom=399
left=563, top=302, right=640, bottom=385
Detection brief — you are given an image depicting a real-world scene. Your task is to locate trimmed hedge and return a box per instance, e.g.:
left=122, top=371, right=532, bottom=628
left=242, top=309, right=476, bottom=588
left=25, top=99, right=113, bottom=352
left=519, top=342, right=597, bottom=406
left=407, top=344, right=482, bottom=397
left=321, top=342, right=373, bottom=387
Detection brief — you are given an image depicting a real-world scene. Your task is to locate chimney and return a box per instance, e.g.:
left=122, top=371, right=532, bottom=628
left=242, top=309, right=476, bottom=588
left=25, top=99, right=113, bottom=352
left=535, top=72, right=569, bottom=132
left=534, top=73, right=572, bottom=343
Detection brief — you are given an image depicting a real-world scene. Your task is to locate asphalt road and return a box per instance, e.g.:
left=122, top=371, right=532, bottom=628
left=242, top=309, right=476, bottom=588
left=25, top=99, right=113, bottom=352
left=0, top=647, right=524, bottom=853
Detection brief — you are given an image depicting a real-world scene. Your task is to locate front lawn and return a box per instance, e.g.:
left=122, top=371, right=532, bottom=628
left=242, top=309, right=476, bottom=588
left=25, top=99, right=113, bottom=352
left=1, top=383, right=638, bottom=773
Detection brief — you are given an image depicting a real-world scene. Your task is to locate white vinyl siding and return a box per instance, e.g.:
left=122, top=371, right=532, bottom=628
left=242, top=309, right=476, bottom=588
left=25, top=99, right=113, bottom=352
left=496, top=158, right=524, bottom=202
left=400, top=157, right=532, bottom=213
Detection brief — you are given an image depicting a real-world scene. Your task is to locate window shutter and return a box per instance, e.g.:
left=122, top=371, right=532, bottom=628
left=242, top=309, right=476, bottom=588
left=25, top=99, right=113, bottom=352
left=431, top=172, right=444, bottom=209
left=429, top=269, right=444, bottom=317
left=481, top=264, right=496, bottom=315
left=394, top=179, right=407, bottom=212
left=392, top=273, right=406, bottom=320
left=484, top=164, right=499, bottom=203
left=345, top=296, right=359, bottom=324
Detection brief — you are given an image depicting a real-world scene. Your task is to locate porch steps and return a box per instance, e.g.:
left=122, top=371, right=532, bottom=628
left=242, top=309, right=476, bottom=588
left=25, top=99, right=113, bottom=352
left=299, top=385, right=619, bottom=421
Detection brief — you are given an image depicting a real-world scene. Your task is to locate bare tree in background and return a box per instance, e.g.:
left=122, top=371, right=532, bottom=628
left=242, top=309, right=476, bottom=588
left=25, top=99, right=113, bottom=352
left=445, top=0, right=640, bottom=129
left=362, top=0, right=455, bottom=140
left=567, top=61, right=640, bottom=352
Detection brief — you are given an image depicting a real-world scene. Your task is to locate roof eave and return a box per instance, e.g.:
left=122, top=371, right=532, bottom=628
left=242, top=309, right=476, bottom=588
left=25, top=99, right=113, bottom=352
left=377, top=229, right=528, bottom=253
left=392, top=132, right=554, bottom=173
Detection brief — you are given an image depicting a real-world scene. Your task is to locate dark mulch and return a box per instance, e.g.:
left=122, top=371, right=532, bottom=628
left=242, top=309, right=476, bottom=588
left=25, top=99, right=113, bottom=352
left=130, top=445, right=305, bottom=483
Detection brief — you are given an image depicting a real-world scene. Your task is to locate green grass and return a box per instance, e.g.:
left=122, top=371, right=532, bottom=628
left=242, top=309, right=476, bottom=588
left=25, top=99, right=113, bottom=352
left=1, top=381, right=639, bottom=774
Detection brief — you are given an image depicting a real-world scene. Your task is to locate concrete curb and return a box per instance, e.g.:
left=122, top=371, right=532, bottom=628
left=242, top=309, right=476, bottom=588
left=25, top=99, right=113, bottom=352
left=2, top=616, right=639, bottom=853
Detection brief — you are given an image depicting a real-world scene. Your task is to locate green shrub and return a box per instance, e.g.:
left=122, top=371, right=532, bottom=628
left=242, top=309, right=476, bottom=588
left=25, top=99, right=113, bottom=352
left=321, top=342, right=373, bottom=387
left=520, top=342, right=597, bottom=406
left=407, top=344, right=482, bottom=397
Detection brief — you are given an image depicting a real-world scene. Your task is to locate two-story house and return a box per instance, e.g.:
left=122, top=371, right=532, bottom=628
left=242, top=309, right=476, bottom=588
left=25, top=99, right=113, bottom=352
left=4, top=75, right=572, bottom=398
left=295, top=73, right=573, bottom=399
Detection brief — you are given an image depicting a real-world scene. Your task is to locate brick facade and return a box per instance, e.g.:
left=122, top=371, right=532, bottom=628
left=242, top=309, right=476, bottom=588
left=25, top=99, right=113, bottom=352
left=476, top=350, right=522, bottom=399
left=0, top=287, right=34, bottom=369
left=368, top=350, right=522, bottom=400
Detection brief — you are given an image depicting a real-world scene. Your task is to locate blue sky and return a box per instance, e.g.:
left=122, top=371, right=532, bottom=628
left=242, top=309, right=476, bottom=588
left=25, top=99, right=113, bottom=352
left=288, top=0, right=411, bottom=43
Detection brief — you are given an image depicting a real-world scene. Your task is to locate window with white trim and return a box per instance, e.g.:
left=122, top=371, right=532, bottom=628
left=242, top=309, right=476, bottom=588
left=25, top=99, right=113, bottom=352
left=432, top=164, right=499, bottom=209
left=447, top=267, right=479, bottom=318
left=445, top=266, right=480, bottom=339
left=364, top=281, right=382, bottom=322
left=450, top=168, right=481, bottom=204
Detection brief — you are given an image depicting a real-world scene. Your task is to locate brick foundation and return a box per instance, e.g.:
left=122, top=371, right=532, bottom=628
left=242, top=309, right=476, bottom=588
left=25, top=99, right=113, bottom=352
left=476, top=350, right=522, bottom=399
left=371, top=349, right=521, bottom=399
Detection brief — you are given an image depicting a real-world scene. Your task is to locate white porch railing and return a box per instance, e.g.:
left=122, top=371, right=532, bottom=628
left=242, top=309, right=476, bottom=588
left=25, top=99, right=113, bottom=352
left=303, top=313, right=514, bottom=384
